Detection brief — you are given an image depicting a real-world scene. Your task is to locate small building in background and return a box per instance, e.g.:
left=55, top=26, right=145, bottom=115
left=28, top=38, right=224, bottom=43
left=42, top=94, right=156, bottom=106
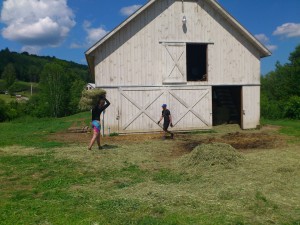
left=86, top=83, right=96, bottom=90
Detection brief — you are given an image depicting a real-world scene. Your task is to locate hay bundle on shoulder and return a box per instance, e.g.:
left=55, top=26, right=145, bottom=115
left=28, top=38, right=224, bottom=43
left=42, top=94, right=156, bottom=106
left=79, top=88, right=106, bottom=111
left=181, top=143, right=244, bottom=169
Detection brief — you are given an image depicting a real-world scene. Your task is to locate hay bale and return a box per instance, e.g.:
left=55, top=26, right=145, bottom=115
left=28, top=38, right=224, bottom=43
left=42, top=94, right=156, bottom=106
left=78, top=88, right=106, bottom=111
left=181, top=143, right=243, bottom=168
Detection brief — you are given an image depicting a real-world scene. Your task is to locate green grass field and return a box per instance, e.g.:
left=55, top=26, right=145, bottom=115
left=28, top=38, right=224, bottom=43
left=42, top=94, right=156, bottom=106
left=0, top=116, right=299, bottom=225
left=0, top=79, right=39, bottom=102
left=0, top=94, right=14, bottom=103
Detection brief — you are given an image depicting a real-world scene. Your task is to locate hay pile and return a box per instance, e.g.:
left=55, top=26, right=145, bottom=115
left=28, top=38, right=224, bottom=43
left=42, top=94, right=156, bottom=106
left=180, top=143, right=244, bottom=169
left=78, top=88, right=106, bottom=111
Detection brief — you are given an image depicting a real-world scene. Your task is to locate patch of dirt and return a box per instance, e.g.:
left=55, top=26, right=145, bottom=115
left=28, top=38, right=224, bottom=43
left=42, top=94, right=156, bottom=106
left=171, top=132, right=286, bottom=158
left=221, top=132, right=283, bottom=149
left=260, top=124, right=282, bottom=132
left=48, top=127, right=286, bottom=158
left=48, top=132, right=162, bottom=145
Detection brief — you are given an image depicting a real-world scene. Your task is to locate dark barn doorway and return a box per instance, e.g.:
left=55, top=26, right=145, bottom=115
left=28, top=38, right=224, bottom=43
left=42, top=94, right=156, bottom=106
left=212, top=86, right=241, bottom=126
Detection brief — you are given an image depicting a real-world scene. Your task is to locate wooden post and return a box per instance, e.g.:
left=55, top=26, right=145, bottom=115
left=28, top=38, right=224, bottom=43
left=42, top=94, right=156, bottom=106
left=102, top=110, right=105, bottom=137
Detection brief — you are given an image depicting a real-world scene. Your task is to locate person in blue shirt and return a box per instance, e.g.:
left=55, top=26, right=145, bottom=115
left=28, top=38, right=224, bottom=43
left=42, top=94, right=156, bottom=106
left=158, top=104, right=174, bottom=139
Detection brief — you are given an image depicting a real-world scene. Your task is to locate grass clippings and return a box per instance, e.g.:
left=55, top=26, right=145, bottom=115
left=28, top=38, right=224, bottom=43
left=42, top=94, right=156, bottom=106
left=0, top=116, right=300, bottom=225
left=180, top=142, right=244, bottom=169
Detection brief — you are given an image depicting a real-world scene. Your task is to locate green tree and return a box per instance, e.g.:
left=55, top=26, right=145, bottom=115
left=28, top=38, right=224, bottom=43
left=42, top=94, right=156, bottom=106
left=261, top=44, right=300, bottom=119
left=28, top=65, right=40, bottom=82
left=39, top=63, right=69, bottom=117
left=69, top=79, right=86, bottom=114
left=1, top=63, right=16, bottom=88
left=0, top=99, right=9, bottom=122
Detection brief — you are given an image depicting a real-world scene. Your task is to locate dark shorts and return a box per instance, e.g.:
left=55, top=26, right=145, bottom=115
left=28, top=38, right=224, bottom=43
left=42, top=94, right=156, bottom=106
left=163, top=122, right=170, bottom=130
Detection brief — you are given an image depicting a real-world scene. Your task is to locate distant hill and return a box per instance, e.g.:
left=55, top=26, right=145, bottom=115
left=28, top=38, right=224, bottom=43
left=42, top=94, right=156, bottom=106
left=0, top=48, right=91, bottom=83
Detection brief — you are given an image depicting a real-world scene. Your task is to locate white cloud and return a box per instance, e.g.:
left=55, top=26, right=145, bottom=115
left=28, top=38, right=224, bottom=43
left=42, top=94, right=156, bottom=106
left=254, top=33, right=277, bottom=52
left=0, top=0, right=75, bottom=52
left=83, top=21, right=108, bottom=45
left=255, top=34, right=269, bottom=43
left=266, top=45, right=278, bottom=51
left=70, top=21, right=108, bottom=49
left=273, top=23, right=300, bottom=38
left=120, top=5, right=142, bottom=16
left=70, top=43, right=82, bottom=49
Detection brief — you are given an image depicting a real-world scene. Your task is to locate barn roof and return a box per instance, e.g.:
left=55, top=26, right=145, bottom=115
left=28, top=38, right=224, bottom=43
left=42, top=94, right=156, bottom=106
left=85, top=0, right=271, bottom=73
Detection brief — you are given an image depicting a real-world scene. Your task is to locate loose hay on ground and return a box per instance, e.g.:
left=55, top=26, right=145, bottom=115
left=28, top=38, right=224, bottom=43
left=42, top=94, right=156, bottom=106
left=180, top=143, right=244, bottom=169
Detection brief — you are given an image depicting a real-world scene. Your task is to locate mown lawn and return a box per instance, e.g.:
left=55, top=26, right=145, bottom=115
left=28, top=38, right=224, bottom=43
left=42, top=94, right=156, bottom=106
left=0, top=116, right=299, bottom=225
left=0, top=94, right=13, bottom=103
left=262, top=119, right=300, bottom=140
left=0, top=80, right=39, bottom=102
left=0, top=112, right=90, bottom=148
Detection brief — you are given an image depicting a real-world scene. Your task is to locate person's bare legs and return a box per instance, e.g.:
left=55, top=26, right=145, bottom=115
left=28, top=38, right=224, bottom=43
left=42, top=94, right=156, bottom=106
left=88, top=131, right=100, bottom=150
left=96, top=134, right=101, bottom=149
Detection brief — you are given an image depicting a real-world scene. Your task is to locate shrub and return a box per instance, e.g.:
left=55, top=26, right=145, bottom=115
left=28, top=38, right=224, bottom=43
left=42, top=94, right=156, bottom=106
left=109, top=132, right=119, bottom=137
left=261, top=94, right=284, bottom=119
left=284, top=96, right=300, bottom=119
left=0, top=99, right=9, bottom=122
left=8, top=82, right=29, bottom=92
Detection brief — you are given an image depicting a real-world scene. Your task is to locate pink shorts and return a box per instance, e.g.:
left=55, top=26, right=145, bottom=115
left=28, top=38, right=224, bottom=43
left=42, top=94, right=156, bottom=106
left=92, top=120, right=101, bottom=133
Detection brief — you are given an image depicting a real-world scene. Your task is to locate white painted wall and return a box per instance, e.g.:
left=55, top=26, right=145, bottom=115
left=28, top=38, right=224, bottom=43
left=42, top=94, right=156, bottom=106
left=93, top=0, right=261, bottom=87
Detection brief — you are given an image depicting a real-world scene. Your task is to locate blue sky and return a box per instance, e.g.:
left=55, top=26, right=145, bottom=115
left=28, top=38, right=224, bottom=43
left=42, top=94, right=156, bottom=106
left=0, top=0, right=299, bottom=75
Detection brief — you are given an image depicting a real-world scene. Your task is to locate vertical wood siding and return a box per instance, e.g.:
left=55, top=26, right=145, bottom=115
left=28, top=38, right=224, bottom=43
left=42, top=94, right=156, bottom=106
left=91, top=0, right=263, bottom=131
left=94, top=0, right=261, bottom=87
left=242, top=86, right=260, bottom=129
left=101, top=86, right=212, bottom=134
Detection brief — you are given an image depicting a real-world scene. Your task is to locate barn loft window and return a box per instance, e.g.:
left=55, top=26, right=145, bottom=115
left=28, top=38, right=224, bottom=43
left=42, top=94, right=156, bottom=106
left=186, top=44, right=207, bottom=81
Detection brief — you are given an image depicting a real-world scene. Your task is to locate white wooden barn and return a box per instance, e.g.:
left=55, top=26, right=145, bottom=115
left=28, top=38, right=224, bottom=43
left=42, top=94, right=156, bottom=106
left=85, top=0, right=271, bottom=134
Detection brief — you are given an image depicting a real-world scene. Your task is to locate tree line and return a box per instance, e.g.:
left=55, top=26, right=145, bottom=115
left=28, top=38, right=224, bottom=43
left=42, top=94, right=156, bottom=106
left=261, top=44, right=300, bottom=119
left=0, top=48, right=90, bottom=82
left=0, top=48, right=92, bottom=121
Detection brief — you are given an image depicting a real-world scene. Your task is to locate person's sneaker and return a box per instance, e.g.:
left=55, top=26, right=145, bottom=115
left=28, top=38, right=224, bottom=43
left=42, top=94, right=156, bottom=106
left=171, top=133, right=174, bottom=139
left=98, top=146, right=103, bottom=150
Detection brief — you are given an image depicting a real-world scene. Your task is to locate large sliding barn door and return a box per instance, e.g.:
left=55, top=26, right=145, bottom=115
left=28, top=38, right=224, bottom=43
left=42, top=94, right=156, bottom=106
left=119, top=87, right=212, bottom=133
left=119, top=88, right=166, bottom=132
left=162, top=42, right=186, bottom=84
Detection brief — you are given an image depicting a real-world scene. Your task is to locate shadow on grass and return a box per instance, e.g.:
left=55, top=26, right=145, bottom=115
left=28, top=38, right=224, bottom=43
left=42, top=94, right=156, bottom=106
left=102, top=144, right=118, bottom=150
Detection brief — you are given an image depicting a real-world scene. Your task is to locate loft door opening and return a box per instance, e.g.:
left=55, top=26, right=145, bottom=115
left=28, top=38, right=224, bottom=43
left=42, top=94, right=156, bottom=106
left=186, top=43, right=207, bottom=81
